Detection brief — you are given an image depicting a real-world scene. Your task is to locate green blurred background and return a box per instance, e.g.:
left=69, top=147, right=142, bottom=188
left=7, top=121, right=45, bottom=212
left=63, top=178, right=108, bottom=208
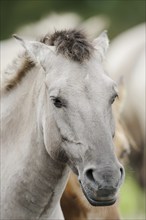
left=0, top=0, right=145, bottom=219
left=0, top=0, right=145, bottom=40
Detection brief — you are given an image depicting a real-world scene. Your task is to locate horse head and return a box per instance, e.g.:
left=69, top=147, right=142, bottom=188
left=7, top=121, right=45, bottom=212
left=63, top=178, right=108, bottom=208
left=14, top=30, right=125, bottom=206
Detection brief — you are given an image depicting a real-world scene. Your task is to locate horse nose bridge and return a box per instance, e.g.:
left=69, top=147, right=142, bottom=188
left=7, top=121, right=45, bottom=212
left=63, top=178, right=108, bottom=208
left=84, top=115, right=112, bottom=145
left=84, top=142, right=115, bottom=164
left=94, top=166, right=120, bottom=182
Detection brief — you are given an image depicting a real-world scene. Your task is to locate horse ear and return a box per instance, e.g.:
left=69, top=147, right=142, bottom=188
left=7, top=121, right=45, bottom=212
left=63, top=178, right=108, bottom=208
left=93, top=30, right=109, bottom=62
left=13, top=34, right=55, bottom=69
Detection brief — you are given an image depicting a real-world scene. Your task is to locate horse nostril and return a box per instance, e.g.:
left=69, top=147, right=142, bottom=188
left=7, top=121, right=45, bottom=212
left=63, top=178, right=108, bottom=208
left=85, top=169, right=95, bottom=182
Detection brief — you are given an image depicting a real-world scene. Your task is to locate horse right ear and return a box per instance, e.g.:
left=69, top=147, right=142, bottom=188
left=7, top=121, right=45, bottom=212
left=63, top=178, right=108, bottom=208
left=13, top=34, right=55, bottom=69
left=93, top=30, right=109, bottom=62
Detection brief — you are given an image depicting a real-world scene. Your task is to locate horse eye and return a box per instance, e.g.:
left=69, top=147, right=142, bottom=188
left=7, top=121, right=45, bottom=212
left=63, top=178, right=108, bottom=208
left=111, top=94, right=118, bottom=104
left=51, top=96, right=66, bottom=108
left=52, top=97, right=63, bottom=108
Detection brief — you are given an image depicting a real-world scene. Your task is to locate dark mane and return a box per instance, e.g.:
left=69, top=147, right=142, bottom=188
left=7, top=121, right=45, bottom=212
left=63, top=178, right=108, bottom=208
left=3, top=54, right=35, bottom=92
left=40, top=30, right=93, bottom=63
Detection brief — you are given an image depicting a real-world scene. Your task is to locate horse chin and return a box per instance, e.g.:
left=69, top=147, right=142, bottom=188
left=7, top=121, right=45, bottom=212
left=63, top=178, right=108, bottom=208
left=80, top=183, right=117, bottom=207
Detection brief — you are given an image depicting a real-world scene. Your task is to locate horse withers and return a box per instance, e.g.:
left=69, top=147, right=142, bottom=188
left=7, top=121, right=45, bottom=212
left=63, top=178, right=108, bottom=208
left=1, top=30, right=124, bottom=219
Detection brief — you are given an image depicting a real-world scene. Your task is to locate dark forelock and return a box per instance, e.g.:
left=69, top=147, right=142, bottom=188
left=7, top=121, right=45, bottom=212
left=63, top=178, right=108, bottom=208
left=40, top=30, right=93, bottom=63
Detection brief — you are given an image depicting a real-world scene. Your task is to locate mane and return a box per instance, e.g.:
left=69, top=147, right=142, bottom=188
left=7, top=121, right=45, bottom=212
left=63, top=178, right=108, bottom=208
left=40, top=30, right=93, bottom=62
left=1, top=53, right=35, bottom=92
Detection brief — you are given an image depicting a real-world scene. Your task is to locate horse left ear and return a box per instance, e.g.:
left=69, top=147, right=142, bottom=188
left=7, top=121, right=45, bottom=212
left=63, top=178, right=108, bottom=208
left=93, top=30, right=109, bottom=62
left=13, top=34, right=55, bottom=69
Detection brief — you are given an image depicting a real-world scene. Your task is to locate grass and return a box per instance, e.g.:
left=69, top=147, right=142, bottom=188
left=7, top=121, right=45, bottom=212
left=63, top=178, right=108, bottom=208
left=119, top=172, right=146, bottom=220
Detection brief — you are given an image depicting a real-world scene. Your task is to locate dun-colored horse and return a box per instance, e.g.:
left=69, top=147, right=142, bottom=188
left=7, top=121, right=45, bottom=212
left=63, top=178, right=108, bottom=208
left=1, top=30, right=124, bottom=219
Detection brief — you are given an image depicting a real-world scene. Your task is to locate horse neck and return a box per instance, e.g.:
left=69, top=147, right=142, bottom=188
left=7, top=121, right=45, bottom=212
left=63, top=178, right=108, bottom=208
left=1, top=65, right=39, bottom=151
left=1, top=63, right=70, bottom=218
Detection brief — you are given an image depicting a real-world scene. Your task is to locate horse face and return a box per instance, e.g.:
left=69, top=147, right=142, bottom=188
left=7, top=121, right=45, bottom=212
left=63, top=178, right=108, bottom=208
left=44, top=53, right=124, bottom=206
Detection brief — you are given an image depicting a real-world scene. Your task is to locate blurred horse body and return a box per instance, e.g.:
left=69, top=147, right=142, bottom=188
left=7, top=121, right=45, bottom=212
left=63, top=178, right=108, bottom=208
left=107, top=23, right=145, bottom=188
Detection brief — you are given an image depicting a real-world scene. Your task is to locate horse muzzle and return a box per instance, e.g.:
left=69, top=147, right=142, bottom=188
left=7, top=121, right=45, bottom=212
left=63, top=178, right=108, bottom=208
left=80, top=181, right=117, bottom=206
left=78, top=163, right=124, bottom=206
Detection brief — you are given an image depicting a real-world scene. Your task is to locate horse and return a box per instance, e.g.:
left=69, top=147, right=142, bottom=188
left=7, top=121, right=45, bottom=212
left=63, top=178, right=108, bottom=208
left=107, top=23, right=145, bottom=188
left=1, top=29, right=124, bottom=219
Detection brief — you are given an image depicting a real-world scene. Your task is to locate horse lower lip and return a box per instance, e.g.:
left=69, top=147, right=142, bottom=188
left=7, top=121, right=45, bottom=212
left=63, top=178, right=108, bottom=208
left=80, top=183, right=117, bottom=206
left=86, top=196, right=117, bottom=206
